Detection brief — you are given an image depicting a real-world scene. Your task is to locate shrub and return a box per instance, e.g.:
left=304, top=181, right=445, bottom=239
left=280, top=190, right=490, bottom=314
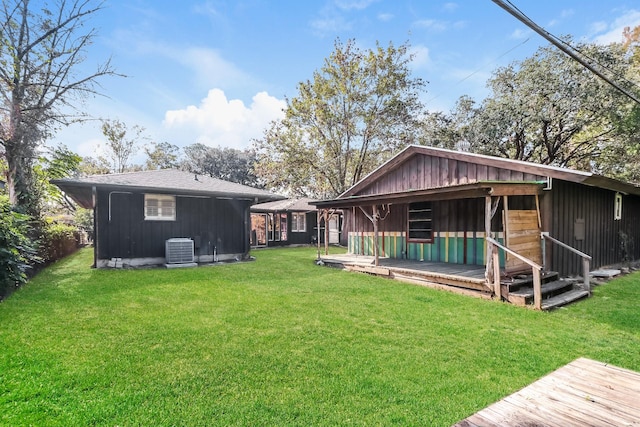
left=0, top=195, right=39, bottom=298
left=39, top=220, right=80, bottom=264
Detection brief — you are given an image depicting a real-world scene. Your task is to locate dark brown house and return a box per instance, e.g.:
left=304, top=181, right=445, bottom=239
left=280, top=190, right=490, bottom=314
left=250, top=198, right=341, bottom=248
left=314, top=145, right=640, bottom=309
left=52, top=170, right=283, bottom=268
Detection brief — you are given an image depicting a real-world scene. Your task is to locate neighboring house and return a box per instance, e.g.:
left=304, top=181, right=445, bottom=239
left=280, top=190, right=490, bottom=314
left=313, top=145, right=640, bottom=309
left=52, top=170, right=284, bottom=268
left=250, top=198, right=342, bottom=247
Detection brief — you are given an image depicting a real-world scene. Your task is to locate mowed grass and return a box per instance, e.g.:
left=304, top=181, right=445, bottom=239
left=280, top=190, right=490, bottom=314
left=1, top=247, right=639, bottom=426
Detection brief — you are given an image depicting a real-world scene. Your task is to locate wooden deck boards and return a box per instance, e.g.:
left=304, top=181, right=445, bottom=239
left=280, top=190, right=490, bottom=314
left=454, top=358, right=640, bottom=427
left=320, top=254, right=489, bottom=291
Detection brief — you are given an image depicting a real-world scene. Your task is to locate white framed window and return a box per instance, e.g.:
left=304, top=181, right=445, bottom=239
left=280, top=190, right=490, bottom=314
left=614, top=193, right=623, bottom=220
left=145, top=194, right=176, bottom=221
left=292, top=212, right=306, bottom=232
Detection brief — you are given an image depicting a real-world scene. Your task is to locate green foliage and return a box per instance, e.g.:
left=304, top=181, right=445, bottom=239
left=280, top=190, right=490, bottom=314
left=0, top=0, right=115, bottom=215
left=100, top=119, right=146, bottom=173
left=254, top=38, right=426, bottom=198
left=34, top=145, right=83, bottom=215
left=1, top=247, right=639, bottom=425
left=182, top=143, right=262, bottom=187
left=420, top=39, right=640, bottom=181
left=37, top=220, right=79, bottom=264
left=144, top=141, right=181, bottom=170
left=0, top=196, right=39, bottom=298
left=73, top=208, right=93, bottom=236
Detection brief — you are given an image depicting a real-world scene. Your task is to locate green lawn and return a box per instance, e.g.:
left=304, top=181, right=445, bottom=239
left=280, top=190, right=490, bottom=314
left=1, top=247, right=639, bottom=426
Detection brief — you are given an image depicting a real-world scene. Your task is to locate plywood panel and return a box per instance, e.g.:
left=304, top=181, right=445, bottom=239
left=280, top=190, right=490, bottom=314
left=505, top=208, right=542, bottom=271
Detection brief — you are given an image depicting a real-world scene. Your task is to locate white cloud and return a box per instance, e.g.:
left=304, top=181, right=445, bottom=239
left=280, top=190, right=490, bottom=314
left=592, top=9, right=640, bottom=44
left=413, top=19, right=448, bottom=32
left=410, top=44, right=431, bottom=69
left=335, top=0, right=377, bottom=11
left=442, top=3, right=459, bottom=13
left=163, top=89, right=286, bottom=149
left=510, top=28, right=530, bottom=40
left=377, top=12, right=394, bottom=22
left=310, top=16, right=352, bottom=34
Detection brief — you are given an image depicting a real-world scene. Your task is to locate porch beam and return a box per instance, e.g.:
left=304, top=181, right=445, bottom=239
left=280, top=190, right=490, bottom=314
left=311, top=182, right=544, bottom=210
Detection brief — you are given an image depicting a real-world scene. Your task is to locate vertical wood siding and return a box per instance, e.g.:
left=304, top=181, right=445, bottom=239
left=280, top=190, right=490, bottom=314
left=549, top=180, right=640, bottom=276
left=342, top=199, right=506, bottom=265
left=97, top=190, right=251, bottom=260
left=358, top=153, right=546, bottom=195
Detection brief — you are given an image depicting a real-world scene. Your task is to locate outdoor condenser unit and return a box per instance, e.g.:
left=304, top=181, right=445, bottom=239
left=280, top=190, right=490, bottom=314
left=165, top=238, right=195, bottom=264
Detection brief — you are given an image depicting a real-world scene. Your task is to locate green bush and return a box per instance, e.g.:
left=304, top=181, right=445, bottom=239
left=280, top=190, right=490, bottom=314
left=0, top=195, right=39, bottom=298
left=38, top=220, right=80, bottom=264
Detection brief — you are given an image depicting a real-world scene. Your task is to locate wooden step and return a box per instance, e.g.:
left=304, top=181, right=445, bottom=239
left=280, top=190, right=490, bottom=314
left=541, top=289, right=590, bottom=310
left=502, top=271, right=559, bottom=293
left=506, top=279, right=574, bottom=306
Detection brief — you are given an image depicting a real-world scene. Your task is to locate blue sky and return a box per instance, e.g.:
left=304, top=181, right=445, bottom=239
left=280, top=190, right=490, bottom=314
left=51, top=0, right=640, bottom=162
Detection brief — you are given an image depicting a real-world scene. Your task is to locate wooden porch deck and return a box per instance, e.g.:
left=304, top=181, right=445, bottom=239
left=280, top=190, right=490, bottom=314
left=320, top=254, right=492, bottom=296
left=454, top=357, right=640, bottom=426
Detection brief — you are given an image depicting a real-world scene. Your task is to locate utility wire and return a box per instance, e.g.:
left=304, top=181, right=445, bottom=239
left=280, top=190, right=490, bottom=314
left=425, top=37, right=530, bottom=106
left=492, top=0, right=640, bottom=105
left=504, top=0, right=640, bottom=93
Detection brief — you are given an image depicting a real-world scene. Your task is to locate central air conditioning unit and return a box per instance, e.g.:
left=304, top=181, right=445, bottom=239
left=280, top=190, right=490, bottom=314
left=165, top=238, right=195, bottom=264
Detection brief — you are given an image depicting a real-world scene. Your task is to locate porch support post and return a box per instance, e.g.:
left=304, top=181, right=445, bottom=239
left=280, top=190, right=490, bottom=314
left=324, top=210, right=330, bottom=255
left=358, top=205, right=380, bottom=267
left=372, top=205, right=379, bottom=267
left=316, top=209, right=322, bottom=260
left=493, top=251, right=501, bottom=300
left=92, top=185, right=97, bottom=269
left=484, top=196, right=494, bottom=286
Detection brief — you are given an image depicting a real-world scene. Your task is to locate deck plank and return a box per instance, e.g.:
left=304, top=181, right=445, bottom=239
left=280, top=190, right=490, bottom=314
left=453, top=358, right=640, bottom=427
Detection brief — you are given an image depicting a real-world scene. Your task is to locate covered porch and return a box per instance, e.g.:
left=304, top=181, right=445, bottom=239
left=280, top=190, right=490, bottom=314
left=314, top=181, right=592, bottom=310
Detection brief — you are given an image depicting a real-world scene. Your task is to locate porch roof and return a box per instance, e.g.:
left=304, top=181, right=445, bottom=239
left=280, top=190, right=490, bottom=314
left=311, top=181, right=545, bottom=209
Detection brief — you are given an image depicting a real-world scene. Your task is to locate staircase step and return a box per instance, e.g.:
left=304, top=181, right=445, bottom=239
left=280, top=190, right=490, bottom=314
left=506, top=279, right=575, bottom=306
left=541, top=289, right=590, bottom=310
left=502, top=271, right=559, bottom=292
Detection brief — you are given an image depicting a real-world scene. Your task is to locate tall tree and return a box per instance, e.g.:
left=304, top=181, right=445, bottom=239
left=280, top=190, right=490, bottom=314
left=0, top=0, right=116, bottom=215
left=100, top=119, right=144, bottom=173
left=181, top=143, right=261, bottom=187
left=144, top=141, right=181, bottom=170
left=254, top=39, right=426, bottom=198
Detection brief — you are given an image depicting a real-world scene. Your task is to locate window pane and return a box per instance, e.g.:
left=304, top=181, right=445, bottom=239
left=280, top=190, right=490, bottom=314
left=145, top=194, right=175, bottom=220
left=299, top=214, right=306, bottom=232
left=146, top=199, right=159, bottom=217
left=160, top=199, right=175, bottom=218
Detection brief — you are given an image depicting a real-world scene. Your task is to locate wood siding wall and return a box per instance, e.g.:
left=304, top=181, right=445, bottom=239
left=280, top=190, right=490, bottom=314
left=358, top=154, right=545, bottom=195
left=547, top=180, right=640, bottom=276
left=342, top=199, right=505, bottom=265
left=96, top=190, right=251, bottom=260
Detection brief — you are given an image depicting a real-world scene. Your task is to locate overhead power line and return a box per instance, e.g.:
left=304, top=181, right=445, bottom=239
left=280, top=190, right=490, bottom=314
left=491, top=0, right=640, bottom=105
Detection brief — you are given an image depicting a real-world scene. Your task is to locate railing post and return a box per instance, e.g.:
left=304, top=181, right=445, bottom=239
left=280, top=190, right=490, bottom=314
left=533, top=268, right=542, bottom=310
left=493, top=251, right=501, bottom=300
left=583, top=258, right=591, bottom=296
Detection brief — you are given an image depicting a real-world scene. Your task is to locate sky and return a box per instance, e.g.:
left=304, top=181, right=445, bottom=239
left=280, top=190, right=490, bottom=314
left=50, top=0, right=640, bottom=163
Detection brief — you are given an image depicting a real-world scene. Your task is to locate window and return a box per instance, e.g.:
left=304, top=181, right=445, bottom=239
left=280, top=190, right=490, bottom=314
left=144, top=194, right=176, bottom=221
left=408, top=201, right=433, bottom=241
left=292, top=212, right=306, bottom=232
left=614, top=193, right=623, bottom=220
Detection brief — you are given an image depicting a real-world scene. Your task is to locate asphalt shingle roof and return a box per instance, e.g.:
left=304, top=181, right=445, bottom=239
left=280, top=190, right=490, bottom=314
left=51, top=169, right=284, bottom=208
